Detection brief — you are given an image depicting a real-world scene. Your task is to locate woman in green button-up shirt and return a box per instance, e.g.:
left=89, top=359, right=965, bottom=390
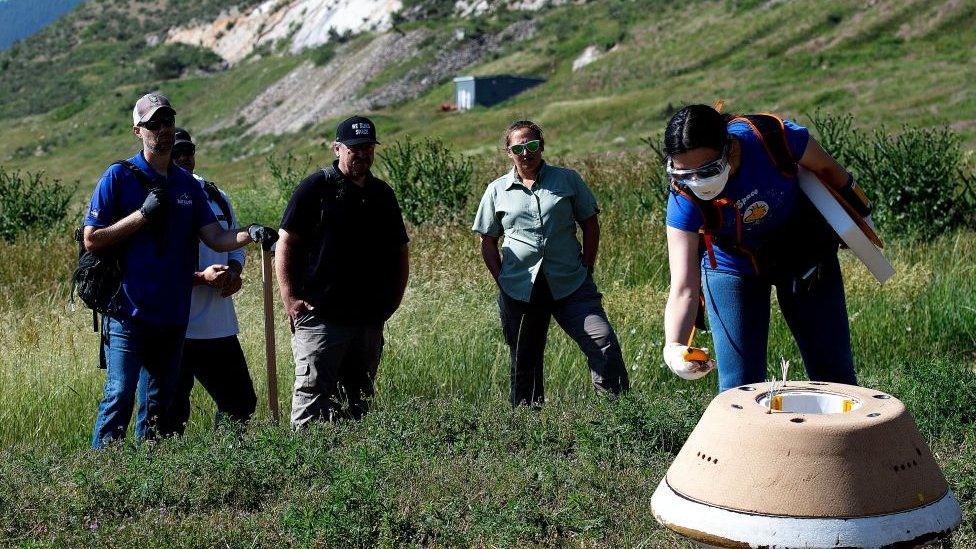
left=472, top=120, right=629, bottom=406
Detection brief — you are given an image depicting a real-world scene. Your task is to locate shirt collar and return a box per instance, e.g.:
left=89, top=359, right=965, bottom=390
left=332, top=159, right=375, bottom=191
left=130, top=150, right=173, bottom=180
left=504, top=161, right=547, bottom=190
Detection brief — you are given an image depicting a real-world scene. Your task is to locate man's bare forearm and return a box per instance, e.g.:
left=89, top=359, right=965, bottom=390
left=200, top=224, right=252, bottom=252
left=274, top=230, right=301, bottom=304
left=83, top=211, right=149, bottom=253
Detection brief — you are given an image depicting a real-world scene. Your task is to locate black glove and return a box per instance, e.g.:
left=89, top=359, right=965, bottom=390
left=247, top=224, right=279, bottom=251
left=139, top=187, right=166, bottom=221
left=838, top=174, right=872, bottom=217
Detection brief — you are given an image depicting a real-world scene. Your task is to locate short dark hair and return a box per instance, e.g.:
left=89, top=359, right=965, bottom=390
left=503, top=120, right=545, bottom=149
left=663, top=104, right=729, bottom=156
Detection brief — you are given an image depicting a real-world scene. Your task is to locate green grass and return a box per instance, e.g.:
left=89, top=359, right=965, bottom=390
left=0, top=152, right=974, bottom=545
left=392, top=0, right=976, bottom=153
left=0, top=397, right=702, bottom=546
left=0, top=54, right=302, bottom=194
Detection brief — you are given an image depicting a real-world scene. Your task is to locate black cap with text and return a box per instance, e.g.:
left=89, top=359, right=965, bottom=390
left=335, top=115, right=380, bottom=146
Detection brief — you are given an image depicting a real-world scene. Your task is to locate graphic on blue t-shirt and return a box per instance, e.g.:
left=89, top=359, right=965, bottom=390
left=84, top=152, right=217, bottom=326
left=665, top=119, right=810, bottom=274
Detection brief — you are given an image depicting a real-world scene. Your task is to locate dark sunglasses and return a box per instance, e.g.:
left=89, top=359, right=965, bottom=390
left=139, top=115, right=176, bottom=132
left=172, top=143, right=196, bottom=157
left=508, top=140, right=541, bottom=155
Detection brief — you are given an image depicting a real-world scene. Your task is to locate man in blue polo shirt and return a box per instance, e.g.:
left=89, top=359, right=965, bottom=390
left=83, top=93, right=277, bottom=448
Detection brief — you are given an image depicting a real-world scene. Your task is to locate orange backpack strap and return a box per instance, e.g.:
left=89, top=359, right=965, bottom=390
left=729, top=113, right=798, bottom=178
left=713, top=196, right=760, bottom=274
left=671, top=181, right=722, bottom=269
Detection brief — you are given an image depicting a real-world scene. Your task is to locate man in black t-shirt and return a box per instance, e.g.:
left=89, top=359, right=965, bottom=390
left=277, top=115, right=410, bottom=426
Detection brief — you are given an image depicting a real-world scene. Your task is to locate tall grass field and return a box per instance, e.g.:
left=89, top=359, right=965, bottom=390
left=1, top=137, right=974, bottom=545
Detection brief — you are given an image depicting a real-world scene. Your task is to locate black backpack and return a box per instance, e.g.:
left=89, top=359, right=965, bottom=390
left=71, top=160, right=157, bottom=330
left=201, top=179, right=234, bottom=227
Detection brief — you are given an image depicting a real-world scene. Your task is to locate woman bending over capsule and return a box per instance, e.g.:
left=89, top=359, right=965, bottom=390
left=661, top=104, right=871, bottom=391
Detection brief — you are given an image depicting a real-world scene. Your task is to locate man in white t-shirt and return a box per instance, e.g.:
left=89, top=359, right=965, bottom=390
left=165, top=128, right=257, bottom=434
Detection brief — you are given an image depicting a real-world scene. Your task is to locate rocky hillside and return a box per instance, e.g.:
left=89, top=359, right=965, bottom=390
left=163, top=0, right=556, bottom=136
left=162, top=0, right=564, bottom=64
left=222, top=18, right=537, bottom=136
left=165, top=0, right=404, bottom=64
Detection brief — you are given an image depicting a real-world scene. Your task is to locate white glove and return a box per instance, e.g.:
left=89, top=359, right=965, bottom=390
left=663, top=342, right=716, bottom=380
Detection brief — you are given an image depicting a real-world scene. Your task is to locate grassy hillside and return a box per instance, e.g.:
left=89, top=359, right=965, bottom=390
left=1, top=0, right=975, bottom=190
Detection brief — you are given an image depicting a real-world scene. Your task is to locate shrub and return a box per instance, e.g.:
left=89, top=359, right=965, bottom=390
left=859, top=125, right=966, bottom=237
left=233, top=152, right=312, bottom=226
left=309, top=43, right=335, bottom=66
left=148, top=43, right=222, bottom=80
left=0, top=167, right=72, bottom=242
left=633, top=134, right=669, bottom=218
left=809, top=111, right=974, bottom=239
left=808, top=110, right=859, bottom=168
left=379, top=137, right=473, bottom=226
left=267, top=150, right=311, bottom=201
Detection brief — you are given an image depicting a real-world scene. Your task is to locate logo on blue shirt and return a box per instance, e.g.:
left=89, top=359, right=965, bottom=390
left=743, top=201, right=770, bottom=224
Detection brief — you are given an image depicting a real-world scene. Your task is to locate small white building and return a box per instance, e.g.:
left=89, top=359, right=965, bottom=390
left=452, top=75, right=545, bottom=111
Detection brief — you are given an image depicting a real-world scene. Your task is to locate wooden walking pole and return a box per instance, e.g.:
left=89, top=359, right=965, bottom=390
left=261, top=244, right=280, bottom=422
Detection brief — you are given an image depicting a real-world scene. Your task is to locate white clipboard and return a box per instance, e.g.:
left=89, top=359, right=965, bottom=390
left=797, top=168, right=895, bottom=283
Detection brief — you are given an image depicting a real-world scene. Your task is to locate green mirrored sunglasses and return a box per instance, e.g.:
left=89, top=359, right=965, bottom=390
left=508, top=140, right=541, bottom=155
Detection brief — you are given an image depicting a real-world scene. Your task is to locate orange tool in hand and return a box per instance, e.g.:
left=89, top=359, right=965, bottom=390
left=683, top=327, right=710, bottom=362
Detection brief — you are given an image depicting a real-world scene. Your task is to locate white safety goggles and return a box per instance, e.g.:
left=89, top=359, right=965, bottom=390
left=666, top=143, right=730, bottom=185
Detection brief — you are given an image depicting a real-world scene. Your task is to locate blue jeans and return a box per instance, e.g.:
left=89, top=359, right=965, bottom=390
left=702, top=253, right=856, bottom=392
left=91, top=316, right=186, bottom=448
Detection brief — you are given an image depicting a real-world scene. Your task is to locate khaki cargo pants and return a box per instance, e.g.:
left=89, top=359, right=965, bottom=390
left=290, top=312, right=384, bottom=428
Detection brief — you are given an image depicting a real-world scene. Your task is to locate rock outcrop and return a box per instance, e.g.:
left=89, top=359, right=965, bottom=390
left=222, top=30, right=429, bottom=136
left=167, top=0, right=402, bottom=64
left=214, top=19, right=536, bottom=137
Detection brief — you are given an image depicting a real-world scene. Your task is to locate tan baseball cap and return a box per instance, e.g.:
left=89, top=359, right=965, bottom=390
left=132, top=93, right=176, bottom=126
